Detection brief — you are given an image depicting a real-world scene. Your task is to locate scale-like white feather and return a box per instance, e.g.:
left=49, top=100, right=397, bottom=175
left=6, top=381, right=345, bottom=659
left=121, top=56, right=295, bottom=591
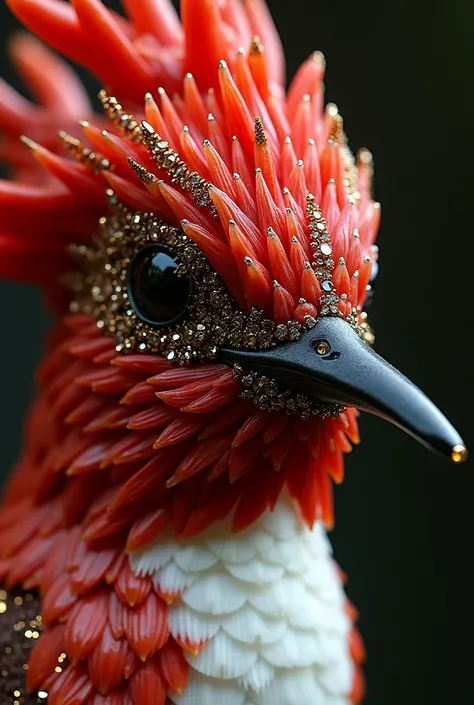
left=131, top=496, right=353, bottom=705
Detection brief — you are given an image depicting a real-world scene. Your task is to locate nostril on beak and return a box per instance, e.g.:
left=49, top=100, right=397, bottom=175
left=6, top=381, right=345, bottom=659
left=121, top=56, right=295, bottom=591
left=311, top=338, right=340, bottom=361
left=312, top=339, right=331, bottom=356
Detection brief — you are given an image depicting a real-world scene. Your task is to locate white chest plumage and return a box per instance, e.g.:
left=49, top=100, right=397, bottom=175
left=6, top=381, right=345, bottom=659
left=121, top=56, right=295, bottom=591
left=130, top=497, right=353, bottom=705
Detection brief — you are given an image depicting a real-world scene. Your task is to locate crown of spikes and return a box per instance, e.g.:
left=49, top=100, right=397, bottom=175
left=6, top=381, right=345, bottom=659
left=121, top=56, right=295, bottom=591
left=0, top=0, right=381, bottom=532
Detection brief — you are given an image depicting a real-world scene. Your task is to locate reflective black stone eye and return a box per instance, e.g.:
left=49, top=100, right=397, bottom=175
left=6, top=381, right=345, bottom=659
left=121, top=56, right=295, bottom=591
left=128, top=244, right=192, bottom=327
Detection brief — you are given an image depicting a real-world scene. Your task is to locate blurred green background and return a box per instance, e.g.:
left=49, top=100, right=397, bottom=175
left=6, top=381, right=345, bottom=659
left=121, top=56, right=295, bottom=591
left=1, top=1, right=473, bottom=703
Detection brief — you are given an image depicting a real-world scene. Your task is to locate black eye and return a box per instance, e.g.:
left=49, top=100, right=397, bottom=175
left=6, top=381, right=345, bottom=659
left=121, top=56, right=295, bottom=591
left=127, top=244, right=192, bottom=327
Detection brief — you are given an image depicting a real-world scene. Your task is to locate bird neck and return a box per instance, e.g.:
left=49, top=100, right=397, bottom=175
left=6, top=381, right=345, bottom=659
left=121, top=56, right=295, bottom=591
left=128, top=494, right=359, bottom=703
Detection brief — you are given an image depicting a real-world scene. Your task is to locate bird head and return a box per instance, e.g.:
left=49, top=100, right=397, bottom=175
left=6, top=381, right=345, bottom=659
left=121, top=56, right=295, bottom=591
left=0, top=0, right=466, bottom=537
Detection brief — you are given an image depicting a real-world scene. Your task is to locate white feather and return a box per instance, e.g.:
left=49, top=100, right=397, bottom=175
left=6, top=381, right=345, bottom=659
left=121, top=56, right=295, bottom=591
left=174, top=673, right=246, bottom=705
left=130, top=538, right=174, bottom=575
left=186, top=630, right=258, bottom=679
left=131, top=496, right=353, bottom=705
left=250, top=668, right=324, bottom=705
left=261, top=536, right=312, bottom=572
left=261, top=630, right=325, bottom=668
left=262, top=500, right=303, bottom=540
left=174, top=545, right=219, bottom=572
left=248, top=577, right=306, bottom=618
left=318, top=656, right=354, bottom=695
left=226, top=557, right=285, bottom=584
left=183, top=573, right=248, bottom=615
left=207, top=536, right=258, bottom=564
left=154, top=561, right=196, bottom=594
left=300, top=557, right=338, bottom=590
left=288, top=598, right=350, bottom=635
left=222, top=604, right=287, bottom=645
left=238, top=660, right=275, bottom=691
left=168, top=603, right=220, bottom=644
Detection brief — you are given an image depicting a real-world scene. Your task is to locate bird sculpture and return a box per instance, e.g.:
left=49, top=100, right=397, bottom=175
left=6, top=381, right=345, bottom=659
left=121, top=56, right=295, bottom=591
left=0, top=1, right=467, bottom=704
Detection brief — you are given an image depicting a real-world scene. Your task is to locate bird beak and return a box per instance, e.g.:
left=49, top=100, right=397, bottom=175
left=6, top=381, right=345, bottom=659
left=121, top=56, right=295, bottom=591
left=219, top=316, right=467, bottom=463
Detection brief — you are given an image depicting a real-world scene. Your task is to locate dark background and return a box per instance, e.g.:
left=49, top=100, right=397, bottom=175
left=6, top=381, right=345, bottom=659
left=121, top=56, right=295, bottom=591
left=1, top=1, right=473, bottom=703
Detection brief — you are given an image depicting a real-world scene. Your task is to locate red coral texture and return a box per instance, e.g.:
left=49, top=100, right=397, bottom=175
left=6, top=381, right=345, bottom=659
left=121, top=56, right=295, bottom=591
left=0, top=0, right=376, bottom=702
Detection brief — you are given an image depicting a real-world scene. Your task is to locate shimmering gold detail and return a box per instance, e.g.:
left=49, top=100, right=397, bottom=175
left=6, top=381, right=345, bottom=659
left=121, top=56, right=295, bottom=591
left=249, top=35, right=264, bottom=54
left=329, top=113, right=344, bottom=144
left=452, top=444, right=468, bottom=464
left=254, top=117, right=267, bottom=145
left=58, top=130, right=110, bottom=172
left=233, top=364, right=344, bottom=420
left=127, top=158, right=154, bottom=185
left=19, top=135, right=37, bottom=152
left=306, top=195, right=373, bottom=341
left=306, top=194, right=337, bottom=316
left=68, top=196, right=296, bottom=363
left=0, top=588, right=46, bottom=704
left=139, top=121, right=218, bottom=216
left=98, top=90, right=142, bottom=143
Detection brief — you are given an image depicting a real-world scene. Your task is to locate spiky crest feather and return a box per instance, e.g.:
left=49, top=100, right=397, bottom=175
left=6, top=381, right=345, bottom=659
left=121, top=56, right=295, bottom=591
left=0, top=1, right=375, bottom=702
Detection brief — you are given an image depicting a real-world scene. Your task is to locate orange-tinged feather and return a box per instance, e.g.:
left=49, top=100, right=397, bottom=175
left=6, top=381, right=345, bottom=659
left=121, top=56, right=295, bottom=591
left=126, top=591, right=169, bottom=661
left=126, top=507, right=169, bottom=554
left=88, top=625, right=128, bottom=694
left=65, top=589, right=109, bottom=664
left=115, top=561, right=152, bottom=607
left=128, top=657, right=166, bottom=705
left=51, top=662, right=95, bottom=705
left=159, top=638, right=190, bottom=695
left=27, top=624, right=66, bottom=692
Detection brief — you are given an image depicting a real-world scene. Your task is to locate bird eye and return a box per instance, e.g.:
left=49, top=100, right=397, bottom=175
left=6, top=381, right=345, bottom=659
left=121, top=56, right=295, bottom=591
left=69, top=196, right=292, bottom=364
left=128, top=244, right=192, bottom=327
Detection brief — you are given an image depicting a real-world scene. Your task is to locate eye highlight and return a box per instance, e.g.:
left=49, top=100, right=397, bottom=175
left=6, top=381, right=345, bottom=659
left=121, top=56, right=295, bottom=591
left=69, top=194, right=303, bottom=364
left=127, top=244, right=192, bottom=327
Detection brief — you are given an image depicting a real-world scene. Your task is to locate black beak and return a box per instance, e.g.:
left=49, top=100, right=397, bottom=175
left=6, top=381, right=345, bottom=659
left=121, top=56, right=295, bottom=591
left=219, top=316, right=467, bottom=463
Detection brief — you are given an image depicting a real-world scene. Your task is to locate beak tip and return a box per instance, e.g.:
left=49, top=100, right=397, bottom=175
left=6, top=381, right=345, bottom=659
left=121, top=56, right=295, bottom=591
left=451, top=444, right=468, bottom=464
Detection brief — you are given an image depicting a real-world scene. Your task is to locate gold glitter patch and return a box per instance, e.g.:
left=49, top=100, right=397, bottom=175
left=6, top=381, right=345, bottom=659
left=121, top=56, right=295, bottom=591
left=68, top=195, right=300, bottom=364
left=0, top=588, right=47, bottom=704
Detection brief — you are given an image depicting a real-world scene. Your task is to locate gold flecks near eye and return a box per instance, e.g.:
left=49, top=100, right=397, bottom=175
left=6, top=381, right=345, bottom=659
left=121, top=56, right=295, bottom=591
left=452, top=445, right=468, bottom=464
left=58, top=131, right=110, bottom=172
left=98, top=89, right=142, bottom=143
left=127, top=158, right=155, bottom=185
left=254, top=117, right=267, bottom=145
left=306, top=194, right=371, bottom=340
left=306, top=194, right=338, bottom=314
left=99, top=88, right=218, bottom=216
left=139, top=121, right=218, bottom=217
left=68, top=197, right=295, bottom=363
